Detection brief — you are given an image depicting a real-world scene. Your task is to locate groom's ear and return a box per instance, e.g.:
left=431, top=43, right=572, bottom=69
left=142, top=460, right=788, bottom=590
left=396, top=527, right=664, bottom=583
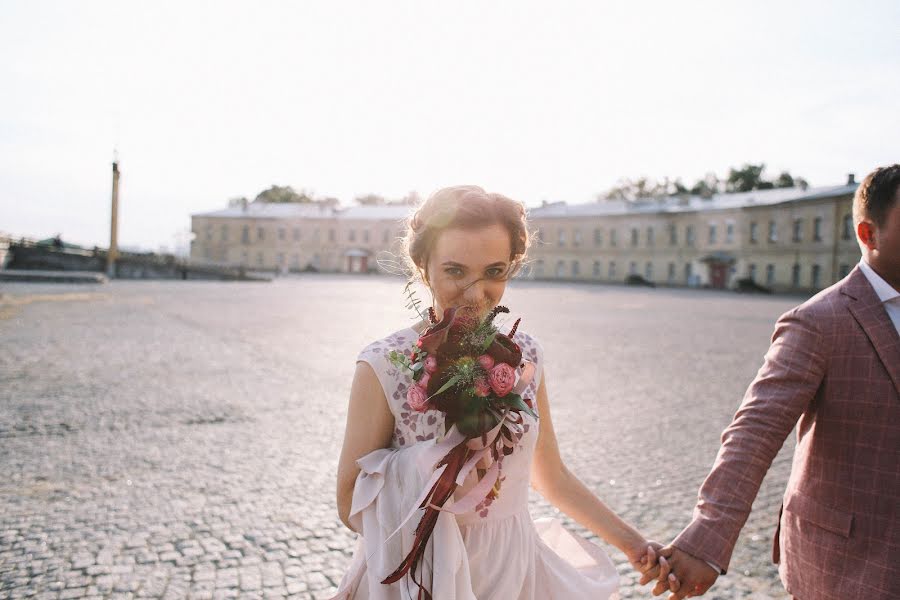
left=856, top=220, right=877, bottom=251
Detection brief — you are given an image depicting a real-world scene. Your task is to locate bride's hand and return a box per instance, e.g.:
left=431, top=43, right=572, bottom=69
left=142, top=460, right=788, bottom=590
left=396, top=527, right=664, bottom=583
left=625, top=539, right=661, bottom=573
left=626, top=541, right=680, bottom=594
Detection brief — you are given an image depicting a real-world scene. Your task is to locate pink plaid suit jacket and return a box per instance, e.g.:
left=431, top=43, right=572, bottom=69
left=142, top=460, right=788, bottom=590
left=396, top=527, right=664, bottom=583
left=673, top=266, right=900, bottom=600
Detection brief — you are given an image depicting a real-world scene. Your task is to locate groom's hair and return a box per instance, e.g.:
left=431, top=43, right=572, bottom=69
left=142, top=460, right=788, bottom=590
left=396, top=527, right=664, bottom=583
left=854, top=164, right=900, bottom=228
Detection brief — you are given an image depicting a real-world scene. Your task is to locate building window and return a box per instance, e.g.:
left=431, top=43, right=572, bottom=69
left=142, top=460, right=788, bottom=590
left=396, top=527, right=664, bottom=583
left=768, top=220, right=777, bottom=243
left=221, top=225, right=228, bottom=241
left=594, top=228, right=603, bottom=246
left=257, top=252, right=264, bottom=266
left=329, top=229, right=336, bottom=242
left=686, top=225, right=695, bottom=246
left=631, top=228, right=639, bottom=247
left=669, top=224, right=677, bottom=246
left=608, top=261, right=616, bottom=278
left=293, top=228, right=300, bottom=241
left=277, top=252, right=285, bottom=265
left=278, top=228, right=285, bottom=241
left=629, top=261, right=637, bottom=275
left=667, top=262, right=676, bottom=282
left=205, top=225, right=213, bottom=241
left=535, top=228, right=544, bottom=243
left=726, top=223, right=734, bottom=244
left=571, top=260, right=580, bottom=277
left=749, top=222, right=758, bottom=243
left=348, top=229, right=356, bottom=242
left=839, top=263, right=850, bottom=279
left=241, top=250, right=248, bottom=265
left=363, top=230, right=370, bottom=243
left=709, top=224, right=717, bottom=244
left=748, top=264, right=757, bottom=281
left=242, top=225, right=250, bottom=244
left=684, top=263, right=693, bottom=283
left=593, top=261, right=601, bottom=277
left=558, top=229, right=566, bottom=247
left=792, top=218, right=803, bottom=243
left=647, top=227, right=655, bottom=246
left=842, top=214, right=853, bottom=240
left=573, top=229, right=582, bottom=247
left=792, top=263, right=801, bottom=287
left=291, top=254, right=299, bottom=267
left=766, top=264, right=775, bottom=285
left=645, top=262, right=653, bottom=280
left=610, top=229, right=618, bottom=247
left=257, top=227, right=265, bottom=241
left=555, top=260, right=565, bottom=278
left=811, top=264, right=821, bottom=288
left=535, top=259, right=545, bottom=277
left=813, top=217, right=823, bottom=242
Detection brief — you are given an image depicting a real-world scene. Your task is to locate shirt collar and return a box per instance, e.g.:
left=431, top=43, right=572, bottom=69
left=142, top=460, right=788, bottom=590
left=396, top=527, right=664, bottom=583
left=858, top=259, right=900, bottom=303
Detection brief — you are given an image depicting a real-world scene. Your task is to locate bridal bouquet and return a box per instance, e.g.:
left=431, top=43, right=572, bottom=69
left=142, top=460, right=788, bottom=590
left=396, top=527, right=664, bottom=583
left=383, top=305, right=537, bottom=594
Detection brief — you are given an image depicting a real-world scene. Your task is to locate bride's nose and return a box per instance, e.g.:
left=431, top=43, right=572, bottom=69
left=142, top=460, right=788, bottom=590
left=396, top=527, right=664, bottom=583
left=462, top=278, right=487, bottom=305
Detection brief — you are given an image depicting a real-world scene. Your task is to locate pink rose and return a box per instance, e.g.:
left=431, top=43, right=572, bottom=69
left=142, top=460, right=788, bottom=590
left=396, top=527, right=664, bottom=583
left=476, top=354, right=495, bottom=371
left=418, top=372, right=431, bottom=390
left=488, top=363, right=516, bottom=397
left=473, top=377, right=491, bottom=398
left=407, top=384, right=430, bottom=412
left=424, top=355, right=438, bottom=374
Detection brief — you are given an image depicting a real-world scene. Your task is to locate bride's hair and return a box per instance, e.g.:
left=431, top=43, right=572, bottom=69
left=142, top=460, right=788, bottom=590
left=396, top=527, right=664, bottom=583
left=403, top=185, right=532, bottom=284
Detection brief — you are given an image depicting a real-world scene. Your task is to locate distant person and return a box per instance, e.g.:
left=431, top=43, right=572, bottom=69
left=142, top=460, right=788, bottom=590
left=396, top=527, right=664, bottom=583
left=641, top=164, right=900, bottom=599
left=52, top=234, right=63, bottom=250
left=330, top=186, right=665, bottom=599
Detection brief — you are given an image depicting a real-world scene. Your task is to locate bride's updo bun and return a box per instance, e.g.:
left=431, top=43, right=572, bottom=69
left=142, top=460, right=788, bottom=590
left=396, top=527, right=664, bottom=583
left=404, top=185, right=531, bottom=283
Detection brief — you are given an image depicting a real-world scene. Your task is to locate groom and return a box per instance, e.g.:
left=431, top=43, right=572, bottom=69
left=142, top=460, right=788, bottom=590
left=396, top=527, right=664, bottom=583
left=642, top=164, right=900, bottom=600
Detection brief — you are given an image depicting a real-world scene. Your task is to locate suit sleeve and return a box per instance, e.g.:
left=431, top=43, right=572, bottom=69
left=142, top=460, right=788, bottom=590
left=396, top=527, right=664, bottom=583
left=671, top=307, right=827, bottom=573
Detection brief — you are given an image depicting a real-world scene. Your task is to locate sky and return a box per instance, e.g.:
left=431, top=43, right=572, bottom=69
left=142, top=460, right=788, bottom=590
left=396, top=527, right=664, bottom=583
left=1, top=1, right=898, bottom=251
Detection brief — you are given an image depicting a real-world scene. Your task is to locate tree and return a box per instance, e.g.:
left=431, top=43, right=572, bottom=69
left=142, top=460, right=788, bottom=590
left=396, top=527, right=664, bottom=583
left=356, top=194, right=386, bottom=205
left=726, top=163, right=767, bottom=193
left=228, top=196, right=249, bottom=208
left=774, top=171, right=795, bottom=188
left=690, top=172, right=720, bottom=199
left=254, top=185, right=313, bottom=204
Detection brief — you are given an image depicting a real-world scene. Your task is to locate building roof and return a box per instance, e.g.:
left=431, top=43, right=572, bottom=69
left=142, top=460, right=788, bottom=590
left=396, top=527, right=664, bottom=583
left=192, top=202, right=413, bottom=221
left=336, top=205, right=412, bottom=220
left=193, top=202, right=336, bottom=219
left=527, top=183, right=858, bottom=219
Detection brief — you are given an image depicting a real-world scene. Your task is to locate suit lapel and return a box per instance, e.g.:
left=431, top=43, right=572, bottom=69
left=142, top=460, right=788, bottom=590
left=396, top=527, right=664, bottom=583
left=843, top=267, right=900, bottom=396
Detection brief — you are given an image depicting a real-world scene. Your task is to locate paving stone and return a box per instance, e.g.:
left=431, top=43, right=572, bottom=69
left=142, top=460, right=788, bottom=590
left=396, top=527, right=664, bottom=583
left=0, top=280, right=799, bottom=599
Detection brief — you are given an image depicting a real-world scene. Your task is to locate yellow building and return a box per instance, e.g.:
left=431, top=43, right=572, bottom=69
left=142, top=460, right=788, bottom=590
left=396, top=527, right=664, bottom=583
left=191, top=202, right=410, bottom=273
left=525, top=178, right=860, bottom=293
left=191, top=178, right=861, bottom=293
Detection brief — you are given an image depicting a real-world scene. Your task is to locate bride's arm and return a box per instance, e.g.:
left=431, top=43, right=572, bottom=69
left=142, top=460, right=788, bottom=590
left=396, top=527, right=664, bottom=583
left=530, top=374, right=658, bottom=568
left=336, top=361, right=395, bottom=532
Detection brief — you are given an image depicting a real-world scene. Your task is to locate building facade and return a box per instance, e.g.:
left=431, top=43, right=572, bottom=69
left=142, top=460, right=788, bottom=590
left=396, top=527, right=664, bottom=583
left=190, top=203, right=411, bottom=274
left=525, top=181, right=860, bottom=293
left=190, top=180, right=861, bottom=293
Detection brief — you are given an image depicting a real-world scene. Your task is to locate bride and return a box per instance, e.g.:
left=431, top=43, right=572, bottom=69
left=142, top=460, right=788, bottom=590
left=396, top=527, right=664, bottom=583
left=330, top=186, right=678, bottom=599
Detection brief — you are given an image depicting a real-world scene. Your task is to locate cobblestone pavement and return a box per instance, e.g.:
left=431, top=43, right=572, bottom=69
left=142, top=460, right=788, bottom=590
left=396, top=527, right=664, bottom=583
left=0, top=276, right=806, bottom=599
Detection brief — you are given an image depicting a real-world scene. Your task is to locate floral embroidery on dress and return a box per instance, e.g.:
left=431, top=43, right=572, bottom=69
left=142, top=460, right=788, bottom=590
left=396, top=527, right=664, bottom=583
left=357, top=327, right=543, bottom=500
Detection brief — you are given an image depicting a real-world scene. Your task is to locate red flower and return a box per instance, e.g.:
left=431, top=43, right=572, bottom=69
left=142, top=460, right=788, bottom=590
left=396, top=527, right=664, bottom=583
left=407, top=384, right=429, bottom=412
left=488, top=363, right=516, bottom=397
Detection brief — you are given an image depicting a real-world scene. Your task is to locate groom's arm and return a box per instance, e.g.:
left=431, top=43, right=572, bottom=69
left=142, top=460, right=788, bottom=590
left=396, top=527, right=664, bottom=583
left=671, top=306, right=827, bottom=573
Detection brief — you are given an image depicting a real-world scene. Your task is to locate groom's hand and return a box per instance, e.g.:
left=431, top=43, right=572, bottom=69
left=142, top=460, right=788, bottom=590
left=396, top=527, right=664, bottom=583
left=640, top=546, right=718, bottom=599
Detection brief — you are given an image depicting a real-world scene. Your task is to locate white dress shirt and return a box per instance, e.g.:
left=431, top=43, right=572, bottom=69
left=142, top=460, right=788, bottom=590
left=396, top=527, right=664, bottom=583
left=858, top=259, right=900, bottom=336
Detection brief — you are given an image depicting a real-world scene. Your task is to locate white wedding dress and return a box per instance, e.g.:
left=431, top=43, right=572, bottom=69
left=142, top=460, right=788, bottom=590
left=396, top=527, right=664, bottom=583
left=329, top=327, right=620, bottom=600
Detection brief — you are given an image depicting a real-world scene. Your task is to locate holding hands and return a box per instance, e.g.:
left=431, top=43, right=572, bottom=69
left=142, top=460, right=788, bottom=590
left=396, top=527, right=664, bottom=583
left=638, top=545, right=719, bottom=599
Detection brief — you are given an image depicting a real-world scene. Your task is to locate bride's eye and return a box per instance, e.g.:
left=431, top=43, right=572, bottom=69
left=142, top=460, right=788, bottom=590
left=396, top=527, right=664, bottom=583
left=486, top=267, right=506, bottom=278
left=445, top=267, right=464, bottom=277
